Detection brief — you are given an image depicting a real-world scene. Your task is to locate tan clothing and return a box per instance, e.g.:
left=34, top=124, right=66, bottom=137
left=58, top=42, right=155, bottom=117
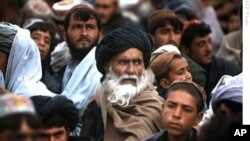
left=216, top=30, right=242, bottom=65
left=95, top=83, right=164, bottom=141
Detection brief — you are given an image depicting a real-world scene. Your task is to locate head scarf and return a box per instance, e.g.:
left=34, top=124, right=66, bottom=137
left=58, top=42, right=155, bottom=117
left=150, top=52, right=180, bottom=77
left=1, top=22, right=55, bottom=97
left=211, top=84, right=242, bottom=112
left=31, top=95, right=78, bottom=131
left=96, top=26, right=152, bottom=76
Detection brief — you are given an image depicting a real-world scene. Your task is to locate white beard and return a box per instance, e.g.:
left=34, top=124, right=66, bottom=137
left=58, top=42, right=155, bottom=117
left=102, top=67, right=148, bottom=107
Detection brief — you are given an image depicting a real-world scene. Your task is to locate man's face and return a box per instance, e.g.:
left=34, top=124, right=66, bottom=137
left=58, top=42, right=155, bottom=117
left=103, top=48, right=147, bottom=107
left=0, top=51, right=8, bottom=74
left=187, top=35, right=212, bottom=65
left=94, top=0, right=118, bottom=24
left=66, top=15, right=99, bottom=50
left=31, top=30, right=51, bottom=60
left=38, top=126, right=69, bottom=141
left=153, top=24, right=182, bottom=48
left=109, top=48, right=144, bottom=83
left=162, top=90, right=202, bottom=136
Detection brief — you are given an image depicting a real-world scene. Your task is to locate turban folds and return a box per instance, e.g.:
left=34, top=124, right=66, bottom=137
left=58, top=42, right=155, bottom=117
left=31, top=95, right=78, bottom=131
left=211, top=84, right=242, bottom=112
left=96, top=26, right=152, bottom=76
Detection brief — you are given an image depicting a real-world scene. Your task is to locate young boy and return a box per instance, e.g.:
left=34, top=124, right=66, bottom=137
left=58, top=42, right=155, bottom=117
left=144, top=81, right=206, bottom=141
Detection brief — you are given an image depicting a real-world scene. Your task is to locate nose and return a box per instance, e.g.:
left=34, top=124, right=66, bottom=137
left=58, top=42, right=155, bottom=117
left=173, top=107, right=181, bottom=119
left=185, top=70, right=192, bottom=81
left=125, top=63, right=136, bottom=75
left=37, top=38, right=45, bottom=47
left=80, top=28, right=88, bottom=36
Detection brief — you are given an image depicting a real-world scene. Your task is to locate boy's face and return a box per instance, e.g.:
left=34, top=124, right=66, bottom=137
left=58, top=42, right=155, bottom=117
left=30, top=30, right=52, bottom=60
left=162, top=90, right=202, bottom=137
left=38, top=126, right=69, bottom=141
left=160, top=58, right=192, bottom=89
left=153, top=23, right=182, bottom=48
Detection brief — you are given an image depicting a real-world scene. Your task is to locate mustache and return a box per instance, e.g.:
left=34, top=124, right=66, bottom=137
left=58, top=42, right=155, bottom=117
left=77, top=36, right=90, bottom=42
left=119, top=74, right=139, bottom=82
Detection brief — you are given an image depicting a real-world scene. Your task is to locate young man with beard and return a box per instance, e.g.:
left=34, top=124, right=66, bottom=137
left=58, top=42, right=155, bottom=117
left=181, top=22, right=242, bottom=103
left=59, top=4, right=103, bottom=111
left=147, top=9, right=207, bottom=89
left=81, top=26, right=164, bottom=141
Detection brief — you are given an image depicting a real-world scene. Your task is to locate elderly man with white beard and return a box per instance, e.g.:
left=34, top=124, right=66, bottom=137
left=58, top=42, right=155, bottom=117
left=80, top=26, right=164, bottom=141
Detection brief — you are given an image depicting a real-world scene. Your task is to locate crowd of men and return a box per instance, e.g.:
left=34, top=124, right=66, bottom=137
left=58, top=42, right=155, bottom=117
left=0, top=0, right=243, bottom=141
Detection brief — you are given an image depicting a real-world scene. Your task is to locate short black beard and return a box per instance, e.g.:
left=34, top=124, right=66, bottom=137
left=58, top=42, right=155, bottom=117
left=67, top=39, right=98, bottom=61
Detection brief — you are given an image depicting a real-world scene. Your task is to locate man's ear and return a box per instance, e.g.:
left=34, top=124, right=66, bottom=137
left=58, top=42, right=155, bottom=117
left=104, top=62, right=110, bottom=74
left=160, top=79, right=170, bottom=89
left=148, top=34, right=155, bottom=47
left=63, top=32, right=67, bottom=41
left=195, top=112, right=204, bottom=125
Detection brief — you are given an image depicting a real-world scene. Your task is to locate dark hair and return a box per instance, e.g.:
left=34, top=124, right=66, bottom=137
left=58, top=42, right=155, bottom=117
left=64, top=7, right=101, bottom=30
left=0, top=113, right=41, bottom=132
left=155, top=54, right=183, bottom=82
left=27, top=22, right=56, bottom=42
left=215, top=100, right=242, bottom=115
left=166, top=81, right=205, bottom=112
left=181, top=22, right=212, bottom=49
left=148, top=17, right=183, bottom=35
left=197, top=114, right=242, bottom=141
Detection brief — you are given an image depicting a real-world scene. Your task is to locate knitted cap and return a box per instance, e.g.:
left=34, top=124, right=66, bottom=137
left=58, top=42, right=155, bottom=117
left=148, top=9, right=176, bottom=28
left=0, top=94, right=36, bottom=118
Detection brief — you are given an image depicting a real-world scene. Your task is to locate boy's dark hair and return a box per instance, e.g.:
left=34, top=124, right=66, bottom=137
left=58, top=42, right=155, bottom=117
left=181, top=22, right=212, bottom=49
left=166, top=81, right=206, bottom=112
left=31, top=95, right=79, bottom=131
left=27, top=22, right=56, bottom=42
left=0, top=112, right=41, bottom=132
left=64, top=5, right=101, bottom=30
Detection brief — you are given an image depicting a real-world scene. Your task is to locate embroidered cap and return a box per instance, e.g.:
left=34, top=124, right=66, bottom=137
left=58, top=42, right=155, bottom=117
left=0, top=94, right=36, bottom=118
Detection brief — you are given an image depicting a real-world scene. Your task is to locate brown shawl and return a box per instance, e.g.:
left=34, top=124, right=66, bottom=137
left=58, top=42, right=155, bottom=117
left=94, top=83, right=164, bottom=141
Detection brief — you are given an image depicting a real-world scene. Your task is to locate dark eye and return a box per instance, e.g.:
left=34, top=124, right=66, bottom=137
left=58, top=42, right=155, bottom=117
left=133, top=59, right=142, bottom=65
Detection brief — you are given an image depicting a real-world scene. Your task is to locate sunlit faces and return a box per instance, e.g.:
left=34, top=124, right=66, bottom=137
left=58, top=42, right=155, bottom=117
left=66, top=16, right=99, bottom=50
left=153, top=24, right=182, bottom=48
left=160, top=57, right=192, bottom=89
left=94, top=0, right=118, bottom=24
left=38, top=126, right=69, bottom=141
left=188, top=35, right=212, bottom=65
left=162, top=90, right=202, bottom=137
left=30, top=30, right=51, bottom=60
left=103, top=48, right=148, bottom=107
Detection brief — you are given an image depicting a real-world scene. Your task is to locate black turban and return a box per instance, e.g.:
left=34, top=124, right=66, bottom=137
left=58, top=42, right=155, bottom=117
left=31, top=95, right=78, bottom=131
left=96, top=26, right=152, bottom=77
